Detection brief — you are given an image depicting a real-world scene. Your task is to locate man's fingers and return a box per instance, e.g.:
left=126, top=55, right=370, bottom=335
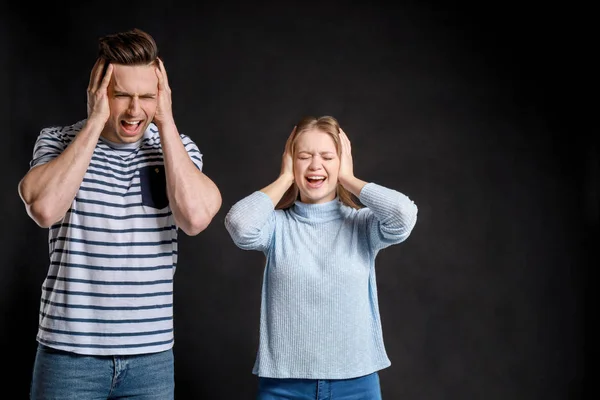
left=88, top=59, right=105, bottom=92
left=157, top=58, right=170, bottom=89
left=87, top=58, right=101, bottom=90
left=99, top=64, right=113, bottom=91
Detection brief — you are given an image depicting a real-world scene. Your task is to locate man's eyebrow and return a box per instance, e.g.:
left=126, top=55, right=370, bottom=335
left=112, top=90, right=156, bottom=97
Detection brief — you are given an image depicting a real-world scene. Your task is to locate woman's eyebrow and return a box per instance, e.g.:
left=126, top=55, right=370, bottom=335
left=297, top=150, right=336, bottom=155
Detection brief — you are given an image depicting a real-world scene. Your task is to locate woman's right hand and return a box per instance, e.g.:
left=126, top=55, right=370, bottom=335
left=280, top=126, right=296, bottom=181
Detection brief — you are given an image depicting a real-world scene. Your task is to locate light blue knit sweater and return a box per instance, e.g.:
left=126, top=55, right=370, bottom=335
left=224, top=182, right=418, bottom=379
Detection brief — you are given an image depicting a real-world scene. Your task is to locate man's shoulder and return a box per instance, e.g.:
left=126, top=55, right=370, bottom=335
left=40, top=120, right=86, bottom=137
left=143, top=123, right=197, bottom=144
left=144, top=122, right=160, bottom=139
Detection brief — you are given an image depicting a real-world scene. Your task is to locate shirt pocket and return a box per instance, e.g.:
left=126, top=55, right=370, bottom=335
left=139, top=165, right=169, bottom=209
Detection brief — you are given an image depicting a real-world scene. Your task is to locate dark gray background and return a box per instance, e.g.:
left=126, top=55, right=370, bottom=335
left=1, top=1, right=593, bottom=399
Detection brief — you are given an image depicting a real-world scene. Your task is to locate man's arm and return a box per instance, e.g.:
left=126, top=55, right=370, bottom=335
left=153, top=59, right=221, bottom=236
left=158, top=121, right=222, bottom=236
left=18, top=61, right=113, bottom=228
left=18, top=119, right=105, bottom=227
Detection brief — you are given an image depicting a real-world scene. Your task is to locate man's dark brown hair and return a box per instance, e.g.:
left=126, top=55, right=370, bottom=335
left=98, top=28, right=158, bottom=66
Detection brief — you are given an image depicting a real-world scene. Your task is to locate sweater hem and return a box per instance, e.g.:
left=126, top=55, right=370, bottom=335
left=253, top=361, right=391, bottom=380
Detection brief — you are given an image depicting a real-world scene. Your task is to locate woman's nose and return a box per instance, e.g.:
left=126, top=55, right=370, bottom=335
left=308, top=160, right=322, bottom=170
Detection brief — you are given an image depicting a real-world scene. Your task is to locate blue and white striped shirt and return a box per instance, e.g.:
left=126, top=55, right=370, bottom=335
left=29, top=119, right=203, bottom=356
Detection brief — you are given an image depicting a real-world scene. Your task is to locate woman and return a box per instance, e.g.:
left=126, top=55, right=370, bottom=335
left=225, top=116, right=418, bottom=399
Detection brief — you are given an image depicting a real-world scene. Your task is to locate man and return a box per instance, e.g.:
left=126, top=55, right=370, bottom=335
left=18, top=28, right=222, bottom=399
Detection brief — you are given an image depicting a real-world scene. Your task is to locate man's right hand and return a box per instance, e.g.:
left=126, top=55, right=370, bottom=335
left=86, top=58, right=112, bottom=124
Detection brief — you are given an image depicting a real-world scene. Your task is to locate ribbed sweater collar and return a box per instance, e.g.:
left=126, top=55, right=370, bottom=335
left=291, top=198, right=344, bottom=221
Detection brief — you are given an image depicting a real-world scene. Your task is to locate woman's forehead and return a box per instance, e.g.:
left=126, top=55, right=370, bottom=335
left=295, top=129, right=336, bottom=150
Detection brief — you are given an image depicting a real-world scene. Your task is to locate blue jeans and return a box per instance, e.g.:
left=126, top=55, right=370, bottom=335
left=30, top=344, right=174, bottom=400
left=257, top=372, right=382, bottom=400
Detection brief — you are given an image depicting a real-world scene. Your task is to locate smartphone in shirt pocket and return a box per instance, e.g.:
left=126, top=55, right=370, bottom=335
left=139, top=165, right=169, bottom=209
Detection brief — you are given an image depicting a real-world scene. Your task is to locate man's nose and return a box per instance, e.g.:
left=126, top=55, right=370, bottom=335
left=128, top=97, right=140, bottom=113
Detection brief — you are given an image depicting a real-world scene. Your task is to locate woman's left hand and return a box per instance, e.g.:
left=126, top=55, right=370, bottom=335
left=338, top=128, right=354, bottom=185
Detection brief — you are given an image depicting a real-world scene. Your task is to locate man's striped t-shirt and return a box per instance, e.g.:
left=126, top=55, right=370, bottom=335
left=29, top=119, right=203, bottom=356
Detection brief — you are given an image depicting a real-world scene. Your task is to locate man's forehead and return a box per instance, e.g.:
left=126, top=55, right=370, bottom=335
left=111, top=63, right=156, bottom=76
left=110, top=64, right=158, bottom=91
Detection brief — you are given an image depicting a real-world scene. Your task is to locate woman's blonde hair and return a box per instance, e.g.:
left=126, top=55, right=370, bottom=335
left=276, top=115, right=362, bottom=210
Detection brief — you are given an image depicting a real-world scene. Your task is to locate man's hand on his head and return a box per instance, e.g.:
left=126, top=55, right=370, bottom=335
left=153, top=57, right=174, bottom=128
left=86, top=58, right=112, bottom=125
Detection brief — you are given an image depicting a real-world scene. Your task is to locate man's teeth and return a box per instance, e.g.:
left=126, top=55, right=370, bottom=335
left=124, top=121, right=141, bottom=125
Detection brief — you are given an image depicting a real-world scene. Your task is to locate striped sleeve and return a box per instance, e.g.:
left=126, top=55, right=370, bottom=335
left=180, top=134, right=203, bottom=171
left=30, top=125, right=79, bottom=169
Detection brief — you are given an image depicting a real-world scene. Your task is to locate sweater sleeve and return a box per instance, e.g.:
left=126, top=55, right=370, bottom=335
left=358, top=182, right=418, bottom=252
left=224, top=191, right=277, bottom=252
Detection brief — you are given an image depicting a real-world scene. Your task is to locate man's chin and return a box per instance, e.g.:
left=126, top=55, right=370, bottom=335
left=117, top=133, right=144, bottom=143
left=118, top=123, right=148, bottom=142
